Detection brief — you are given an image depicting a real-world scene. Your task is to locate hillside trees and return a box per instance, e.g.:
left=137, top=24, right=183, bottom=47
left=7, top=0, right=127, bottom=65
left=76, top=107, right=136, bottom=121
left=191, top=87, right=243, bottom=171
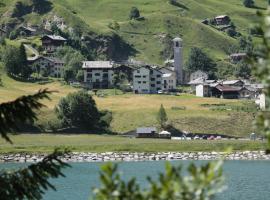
left=55, top=91, right=112, bottom=131
left=186, top=47, right=216, bottom=78
left=2, top=44, right=32, bottom=79
left=234, top=61, right=252, bottom=79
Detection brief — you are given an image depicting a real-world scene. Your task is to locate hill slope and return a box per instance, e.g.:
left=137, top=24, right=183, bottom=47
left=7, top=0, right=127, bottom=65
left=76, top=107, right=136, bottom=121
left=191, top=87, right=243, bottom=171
left=0, top=0, right=266, bottom=64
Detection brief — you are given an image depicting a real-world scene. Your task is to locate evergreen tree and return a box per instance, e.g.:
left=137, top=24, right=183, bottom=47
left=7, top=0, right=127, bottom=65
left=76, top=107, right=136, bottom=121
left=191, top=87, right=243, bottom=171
left=157, top=104, right=168, bottom=129
left=0, top=89, right=69, bottom=199
left=186, top=47, right=216, bottom=76
left=19, top=44, right=32, bottom=78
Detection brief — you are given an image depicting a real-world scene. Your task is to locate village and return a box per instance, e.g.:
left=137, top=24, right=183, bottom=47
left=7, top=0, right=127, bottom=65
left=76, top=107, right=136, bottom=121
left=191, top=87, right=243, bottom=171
left=0, top=13, right=265, bottom=141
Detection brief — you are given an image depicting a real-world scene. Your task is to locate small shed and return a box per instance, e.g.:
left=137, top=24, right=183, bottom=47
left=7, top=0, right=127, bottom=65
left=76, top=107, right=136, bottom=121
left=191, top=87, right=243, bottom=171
left=136, top=127, right=157, bottom=138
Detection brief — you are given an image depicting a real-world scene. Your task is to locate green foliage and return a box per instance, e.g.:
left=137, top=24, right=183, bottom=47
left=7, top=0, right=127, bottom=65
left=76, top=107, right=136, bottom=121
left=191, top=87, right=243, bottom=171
left=226, top=28, right=237, bottom=37
left=243, top=0, right=255, bottom=8
left=63, top=68, right=74, bottom=83
left=186, top=47, right=216, bottom=77
left=129, top=7, right=140, bottom=20
left=2, top=44, right=32, bottom=79
left=76, top=70, right=84, bottom=82
left=0, top=149, right=70, bottom=200
left=252, top=9, right=270, bottom=153
left=93, top=162, right=224, bottom=200
left=0, top=89, right=69, bottom=199
left=56, top=90, right=111, bottom=131
left=157, top=104, right=168, bottom=129
left=108, top=21, right=120, bottom=31
left=0, top=89, right=52, bottom=143
left=234, top=61, right=252, bottom=79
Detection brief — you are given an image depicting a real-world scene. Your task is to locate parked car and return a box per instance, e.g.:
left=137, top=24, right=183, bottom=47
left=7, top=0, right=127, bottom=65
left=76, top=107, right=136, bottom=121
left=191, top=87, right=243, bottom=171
left=194, top=135, right=200, bottom=140
left=157, top=90, right=163, bottom=94
left=208, top=136, right=215, bottom=140
left=216, top=136, right=222, bottom=140
left=202, top=135, right=208, bottom=140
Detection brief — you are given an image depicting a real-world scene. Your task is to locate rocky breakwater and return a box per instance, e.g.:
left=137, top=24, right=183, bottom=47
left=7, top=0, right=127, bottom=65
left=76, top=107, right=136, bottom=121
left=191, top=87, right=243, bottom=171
left=1, top=151, right=270, bottom=163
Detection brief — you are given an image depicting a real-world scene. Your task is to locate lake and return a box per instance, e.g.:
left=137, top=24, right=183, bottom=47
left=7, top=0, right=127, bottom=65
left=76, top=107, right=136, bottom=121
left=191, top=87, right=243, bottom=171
left=1, top=160, right=270, bottom=200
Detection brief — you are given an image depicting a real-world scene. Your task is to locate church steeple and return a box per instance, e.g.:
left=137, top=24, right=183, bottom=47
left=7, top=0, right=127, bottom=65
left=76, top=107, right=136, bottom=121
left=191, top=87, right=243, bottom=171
left=173, top=37, right=183, bottom=84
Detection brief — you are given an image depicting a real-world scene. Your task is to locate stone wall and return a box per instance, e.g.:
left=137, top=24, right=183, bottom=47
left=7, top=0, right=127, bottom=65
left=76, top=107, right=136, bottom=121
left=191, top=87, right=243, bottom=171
left=1, top=151, right=270, bottom=163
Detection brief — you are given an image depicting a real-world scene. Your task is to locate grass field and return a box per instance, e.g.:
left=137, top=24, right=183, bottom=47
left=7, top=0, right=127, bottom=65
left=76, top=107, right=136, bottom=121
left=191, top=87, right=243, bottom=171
left=0, top=134, right=266, bottom=154
left=0, top=69, right=257, bottom=137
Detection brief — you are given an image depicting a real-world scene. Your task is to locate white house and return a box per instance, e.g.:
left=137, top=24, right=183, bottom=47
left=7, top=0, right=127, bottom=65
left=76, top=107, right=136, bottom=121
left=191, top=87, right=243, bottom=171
left=82, top=61, right=114, bottom=89
left=196, top=84, right=210, bottom=97
left=162, top=73, right=176, bottom=91
left=133, top=66, right=163, bottom=94
left=190, top=70, right=208, bottom=82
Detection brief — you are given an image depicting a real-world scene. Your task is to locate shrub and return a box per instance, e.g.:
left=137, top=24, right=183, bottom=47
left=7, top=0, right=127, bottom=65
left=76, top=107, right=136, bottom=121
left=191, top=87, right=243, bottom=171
left=55, top=91, right=112, bottom=131
left=129, top=7, right=140, bottom=20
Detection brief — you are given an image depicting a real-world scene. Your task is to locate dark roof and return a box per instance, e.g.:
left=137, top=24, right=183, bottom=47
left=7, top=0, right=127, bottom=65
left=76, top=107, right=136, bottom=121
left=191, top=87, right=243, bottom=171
left=136, top=127, right=157, bottom=134
left=215, top=85, right=242, bottom=92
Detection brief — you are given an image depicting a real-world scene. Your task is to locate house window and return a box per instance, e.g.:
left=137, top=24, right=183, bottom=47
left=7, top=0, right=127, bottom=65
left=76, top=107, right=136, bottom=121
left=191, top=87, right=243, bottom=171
left=143, top=81, right=146, bottom=84
left=95, top=73, right=100, bottom=76
left=143, top=75, right=146, bottom=78
left=151, top=84, right=155, bottom=87
left=137, top=70, right=140, bottom=73
left=138, top=81, right=141, bottom=84
left=156, top=81, right=161, bottom=84
left=157, top=75, right=161, bottom=78
left=151, top=78, right=155, bottom=81
left=135, top=75, right=141, bottom=78
left=103, top=73, right=108, bottom=78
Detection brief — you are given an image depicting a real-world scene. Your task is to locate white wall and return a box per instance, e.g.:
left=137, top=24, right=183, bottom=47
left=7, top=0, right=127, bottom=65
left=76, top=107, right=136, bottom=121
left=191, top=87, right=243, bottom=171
left=133, top=67, right=150, bottom=93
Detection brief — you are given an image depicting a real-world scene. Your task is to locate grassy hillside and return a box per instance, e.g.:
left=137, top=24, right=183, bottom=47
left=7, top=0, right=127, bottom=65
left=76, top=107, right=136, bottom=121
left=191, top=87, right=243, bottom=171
left=0, top=0, right=267, bottom=64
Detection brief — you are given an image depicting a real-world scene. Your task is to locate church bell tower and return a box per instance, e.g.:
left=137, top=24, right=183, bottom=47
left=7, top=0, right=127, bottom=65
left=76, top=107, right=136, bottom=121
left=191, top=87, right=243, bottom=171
left=173, top=37, right=183, bottom=84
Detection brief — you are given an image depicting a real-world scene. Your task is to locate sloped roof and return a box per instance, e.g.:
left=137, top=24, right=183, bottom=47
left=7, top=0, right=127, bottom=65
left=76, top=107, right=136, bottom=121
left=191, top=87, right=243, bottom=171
left=42, top=35, right=67, bottom=41
left=162, top=73, right=173, bottom=78
left=136, top=127, right=157, bottom=134
left=222, top=80, right=243, bottom=85
left=215, top=15, right=229, bottom=19
left=215, top=85, right=242, bottom=92
left=82, top=61, right=114, bottom=69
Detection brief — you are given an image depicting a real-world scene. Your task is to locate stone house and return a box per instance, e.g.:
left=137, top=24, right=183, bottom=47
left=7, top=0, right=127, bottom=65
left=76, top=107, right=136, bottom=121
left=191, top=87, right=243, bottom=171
left=215, top=15, right=231, bottom=25
left=28, top=56, right=65, bottom=78
left=229, top=53, right=247, bottom=63
left=133, top=66, right=163, bottom=94
left=41, top=35, right=67, bottom=53
left=82, top=61, right=115, bottom=89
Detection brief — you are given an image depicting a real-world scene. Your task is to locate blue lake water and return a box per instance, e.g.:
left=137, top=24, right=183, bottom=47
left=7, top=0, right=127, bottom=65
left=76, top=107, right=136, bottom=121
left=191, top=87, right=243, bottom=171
left=1, top=160, right=270, bottom=200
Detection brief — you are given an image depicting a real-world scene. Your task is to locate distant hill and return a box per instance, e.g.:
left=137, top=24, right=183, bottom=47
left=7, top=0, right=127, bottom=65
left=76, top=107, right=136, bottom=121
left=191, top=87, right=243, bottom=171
left=0, top=0, right=267, bottom=64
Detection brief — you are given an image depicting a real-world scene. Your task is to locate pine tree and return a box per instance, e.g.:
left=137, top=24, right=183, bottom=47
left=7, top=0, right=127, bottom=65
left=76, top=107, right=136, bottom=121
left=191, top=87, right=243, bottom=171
left=0, top=89, right=70, bottom=199
left=157, top=104, right=168, bottom=129
left=19, top=44, right=32, bottom=78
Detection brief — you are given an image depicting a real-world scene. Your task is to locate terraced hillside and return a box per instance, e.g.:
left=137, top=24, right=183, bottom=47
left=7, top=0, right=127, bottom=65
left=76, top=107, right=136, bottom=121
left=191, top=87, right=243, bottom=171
left=0, top=0, right=267, bottom=64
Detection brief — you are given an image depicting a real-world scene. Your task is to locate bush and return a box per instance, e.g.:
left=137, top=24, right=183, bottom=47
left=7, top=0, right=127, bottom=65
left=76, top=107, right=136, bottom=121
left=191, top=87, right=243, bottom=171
left=243, top=0, right=254, bottom=8
left=129, top=7, right=140, bottom=20
left=55, top=91, right=112, bottom=131
left=93, top=162, right=224, bottom=200
left=171, top=106, right=186, bottom=110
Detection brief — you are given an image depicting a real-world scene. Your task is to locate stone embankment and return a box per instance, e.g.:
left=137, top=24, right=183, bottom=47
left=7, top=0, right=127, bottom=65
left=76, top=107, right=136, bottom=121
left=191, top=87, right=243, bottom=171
left=1, top=151, right=270, bottom=163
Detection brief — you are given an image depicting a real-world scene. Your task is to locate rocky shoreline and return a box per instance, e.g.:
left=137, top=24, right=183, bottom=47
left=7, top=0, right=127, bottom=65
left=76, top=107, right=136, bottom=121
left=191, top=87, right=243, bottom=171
left=1, top=151, right=270, bottom=163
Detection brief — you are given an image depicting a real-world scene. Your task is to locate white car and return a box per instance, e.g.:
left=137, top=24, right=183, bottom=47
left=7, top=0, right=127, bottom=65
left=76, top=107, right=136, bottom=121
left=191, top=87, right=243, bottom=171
left=157, top=90, right=163, bottom=94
